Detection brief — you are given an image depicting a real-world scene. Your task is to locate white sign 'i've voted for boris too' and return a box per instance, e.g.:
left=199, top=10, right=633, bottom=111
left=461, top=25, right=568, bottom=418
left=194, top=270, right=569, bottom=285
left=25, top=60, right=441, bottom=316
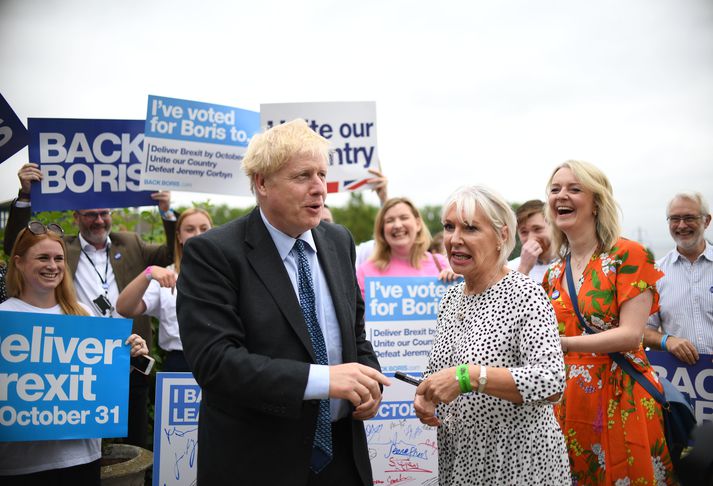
left=141, top=95, right=260, bottom=196
left=364, top=276, right=459, bottom=486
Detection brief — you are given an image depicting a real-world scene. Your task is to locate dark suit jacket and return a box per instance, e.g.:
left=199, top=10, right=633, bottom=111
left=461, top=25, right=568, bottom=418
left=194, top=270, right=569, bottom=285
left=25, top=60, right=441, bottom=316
left=3, top=202, right=175, bottom=348
left=176, top=207, right=380, bottom=486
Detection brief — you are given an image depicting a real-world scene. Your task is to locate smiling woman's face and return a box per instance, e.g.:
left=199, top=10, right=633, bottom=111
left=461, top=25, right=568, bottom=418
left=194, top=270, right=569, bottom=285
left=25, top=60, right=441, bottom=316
left=547, top=167, right=596, bottom=236
left=15, top=238, right=65, bottom=296
left=382, top=202, right=422, bottom=256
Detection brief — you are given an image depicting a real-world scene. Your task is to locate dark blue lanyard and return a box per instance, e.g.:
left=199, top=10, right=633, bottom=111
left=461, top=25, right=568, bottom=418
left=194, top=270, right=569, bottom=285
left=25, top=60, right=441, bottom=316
left=81, top=246, right=110, bottom=293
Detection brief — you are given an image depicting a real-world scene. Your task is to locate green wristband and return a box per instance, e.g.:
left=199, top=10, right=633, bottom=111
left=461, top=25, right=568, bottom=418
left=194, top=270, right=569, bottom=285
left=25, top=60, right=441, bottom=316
left=456, top=364, right=472, bottom=393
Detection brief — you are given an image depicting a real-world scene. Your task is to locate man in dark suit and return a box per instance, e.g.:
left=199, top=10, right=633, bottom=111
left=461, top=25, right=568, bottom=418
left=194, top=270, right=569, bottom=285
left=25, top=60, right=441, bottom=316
left=177, top=119, right=388, bottom=486
left=4, top=163, right=176, bottom=448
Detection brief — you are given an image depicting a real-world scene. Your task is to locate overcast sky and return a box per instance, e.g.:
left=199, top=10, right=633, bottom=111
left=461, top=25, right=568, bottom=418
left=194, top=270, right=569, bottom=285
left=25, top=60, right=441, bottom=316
left=1, top=0, right=712, bottom=258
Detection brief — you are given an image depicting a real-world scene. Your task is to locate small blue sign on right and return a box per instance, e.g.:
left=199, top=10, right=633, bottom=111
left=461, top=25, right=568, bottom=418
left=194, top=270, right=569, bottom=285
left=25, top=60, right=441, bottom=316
left=153, top=372, right=200, bottom=486
left=647, top=350, right=713, bottom=424
left=0, top=92, right=29, bottom=165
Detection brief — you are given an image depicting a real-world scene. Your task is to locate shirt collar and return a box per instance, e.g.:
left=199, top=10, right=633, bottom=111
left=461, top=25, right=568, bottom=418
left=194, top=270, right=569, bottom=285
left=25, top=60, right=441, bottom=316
left=703, top=241, right=713, bottom=262
left=78, top=233, right=112, bottom=252
left=259, top=208, right=317, bottom=260
left=673, top=240, right=713, bottom=263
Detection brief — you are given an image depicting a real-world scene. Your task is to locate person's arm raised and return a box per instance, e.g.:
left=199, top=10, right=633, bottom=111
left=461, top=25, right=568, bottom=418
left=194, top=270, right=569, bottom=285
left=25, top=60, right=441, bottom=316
left=116, top=266, right=176, bottom=318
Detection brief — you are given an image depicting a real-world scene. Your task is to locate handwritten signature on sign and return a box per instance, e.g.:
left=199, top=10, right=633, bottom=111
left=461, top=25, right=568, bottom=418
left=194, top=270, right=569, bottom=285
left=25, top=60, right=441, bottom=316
left=164, top=426, right=198, bottom=481
left=373, top=473, right=416, bottom=485
left=385, top=457, right=432, bottom=473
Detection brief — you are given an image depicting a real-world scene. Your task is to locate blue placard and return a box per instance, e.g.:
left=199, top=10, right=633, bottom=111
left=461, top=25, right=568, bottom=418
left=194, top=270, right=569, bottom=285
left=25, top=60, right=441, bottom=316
left=364, top=276, right=455, bottom=321
left=0, top=93, right=29, bottom=165
left=0, top=311, right=131, bottom=441
left=647, top=350, right=713, bottom=424
left=28, top=118, right=156, bottom=212
left=145, top=95, right=259, bottom=146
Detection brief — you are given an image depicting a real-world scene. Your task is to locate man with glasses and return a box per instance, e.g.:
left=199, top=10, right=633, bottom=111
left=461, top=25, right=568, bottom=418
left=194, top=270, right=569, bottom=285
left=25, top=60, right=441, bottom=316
left=644, top=192, right=713, bottom=364
left=3, top=162, right=177, bottom=449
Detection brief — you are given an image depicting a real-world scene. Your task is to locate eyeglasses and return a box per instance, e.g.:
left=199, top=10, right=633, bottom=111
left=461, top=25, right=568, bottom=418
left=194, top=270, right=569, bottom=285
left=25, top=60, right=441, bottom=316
left=77, top=210, right=112, bottom=220
left=667, top=215, right=703, bottom=225
left=27, top=221, right=64, bottom=237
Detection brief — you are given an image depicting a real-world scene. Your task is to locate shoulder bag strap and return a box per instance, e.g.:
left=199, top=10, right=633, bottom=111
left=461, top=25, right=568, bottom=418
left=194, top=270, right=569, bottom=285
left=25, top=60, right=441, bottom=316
left=564, top=254, right=667, bottom=406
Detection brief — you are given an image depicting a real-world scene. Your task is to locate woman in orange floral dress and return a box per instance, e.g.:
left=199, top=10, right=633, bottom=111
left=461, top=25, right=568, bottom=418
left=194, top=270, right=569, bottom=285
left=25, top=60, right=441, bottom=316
left=543, top=160, right=675, bottom=485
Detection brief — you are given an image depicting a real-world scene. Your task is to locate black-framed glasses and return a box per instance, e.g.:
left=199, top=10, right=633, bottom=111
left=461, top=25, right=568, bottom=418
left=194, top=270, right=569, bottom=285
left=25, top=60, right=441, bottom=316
left=667, top=215, right=703, bottom=225
left=27, top=221, right=64, bottom=237
left=77, top=210, right=112, bottom=220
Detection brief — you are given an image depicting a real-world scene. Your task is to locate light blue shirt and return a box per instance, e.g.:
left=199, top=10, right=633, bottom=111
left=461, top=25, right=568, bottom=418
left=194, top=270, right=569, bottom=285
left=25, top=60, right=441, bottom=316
left=260, top=209, right=347, bottom=420
left=647, top=241, right=713, bottom=354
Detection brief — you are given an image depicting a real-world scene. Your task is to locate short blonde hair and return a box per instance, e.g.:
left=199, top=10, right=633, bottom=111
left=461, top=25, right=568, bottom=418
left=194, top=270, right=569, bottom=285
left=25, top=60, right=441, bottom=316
left=545, top=160, right=621, bottom=257
left=242, top=119, right=331, bottom=193
left=441, top=186, right=516, bottom=266
left=371, top=197, right=432, bottom=270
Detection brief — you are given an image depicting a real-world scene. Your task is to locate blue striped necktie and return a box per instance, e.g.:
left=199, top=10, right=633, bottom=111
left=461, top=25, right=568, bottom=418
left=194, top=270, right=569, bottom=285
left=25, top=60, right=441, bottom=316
left=293, top=239, right=332, bottom=472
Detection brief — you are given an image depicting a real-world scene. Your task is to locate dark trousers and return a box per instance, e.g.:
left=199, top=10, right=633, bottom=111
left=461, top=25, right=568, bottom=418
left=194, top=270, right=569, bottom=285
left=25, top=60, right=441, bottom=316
left=126, top=371, right=149, bottom=448
left=0, top=459, right=101, bottom=486
left=163, top=350, right=191, bottom=372
left=307, top=418, right=366, bottom=486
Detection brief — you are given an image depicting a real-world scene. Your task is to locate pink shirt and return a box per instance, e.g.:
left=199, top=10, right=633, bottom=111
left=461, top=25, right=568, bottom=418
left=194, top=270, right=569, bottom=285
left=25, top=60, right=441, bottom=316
left=356, top=252, right=449, bottom=298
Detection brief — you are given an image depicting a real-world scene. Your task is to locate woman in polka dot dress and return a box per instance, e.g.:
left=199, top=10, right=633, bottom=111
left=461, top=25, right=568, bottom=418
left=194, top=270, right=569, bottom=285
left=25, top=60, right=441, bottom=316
left=414, top=186, right=570, bottom=485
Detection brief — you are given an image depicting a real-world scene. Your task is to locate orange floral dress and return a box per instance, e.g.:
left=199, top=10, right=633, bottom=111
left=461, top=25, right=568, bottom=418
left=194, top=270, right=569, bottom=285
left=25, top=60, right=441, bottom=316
left=543, top=238, right=675, bottom=485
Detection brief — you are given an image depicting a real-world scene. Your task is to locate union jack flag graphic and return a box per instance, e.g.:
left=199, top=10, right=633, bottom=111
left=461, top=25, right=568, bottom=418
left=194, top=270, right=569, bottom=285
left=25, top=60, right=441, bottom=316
left=327, top=177, right=372, bottom=193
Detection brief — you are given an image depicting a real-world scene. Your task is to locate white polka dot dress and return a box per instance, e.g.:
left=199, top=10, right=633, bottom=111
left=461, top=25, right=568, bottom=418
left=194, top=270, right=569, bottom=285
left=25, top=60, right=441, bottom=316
left=425, top=270, right=571, bottom=485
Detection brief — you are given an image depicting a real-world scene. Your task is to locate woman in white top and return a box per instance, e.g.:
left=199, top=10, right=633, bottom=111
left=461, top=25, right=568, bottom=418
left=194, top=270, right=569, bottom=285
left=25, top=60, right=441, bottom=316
left=117, top=208, right=213, bottom=372
left=0, top=222, right=148, bottom=485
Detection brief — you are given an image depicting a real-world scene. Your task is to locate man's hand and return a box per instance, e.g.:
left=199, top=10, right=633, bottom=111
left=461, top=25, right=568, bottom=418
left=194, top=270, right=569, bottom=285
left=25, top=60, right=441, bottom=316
left=517, top=239, right=544, bottom=275
left=666, top=336, right=699, bottom=365
left=414, top=393, right=441, bottom=427
left=352, top=395, right=382, bottom=421
left=329, top=363, right=390, bottom=409
left=151, top=191, right=172, bottom=212
left=17, top=163, right=42, bottom=193
left=416, top=367, right=461, bottom=405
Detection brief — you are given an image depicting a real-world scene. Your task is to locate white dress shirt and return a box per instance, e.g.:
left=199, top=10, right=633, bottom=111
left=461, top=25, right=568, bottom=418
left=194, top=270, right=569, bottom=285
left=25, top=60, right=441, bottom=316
left=74, top=234, right=121, bottom=318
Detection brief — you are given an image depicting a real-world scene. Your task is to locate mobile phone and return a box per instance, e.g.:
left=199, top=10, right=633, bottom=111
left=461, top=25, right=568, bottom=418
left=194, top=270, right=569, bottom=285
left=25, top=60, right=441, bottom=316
left=394, top=371, right=423, bottom=386
left=131, top=355, right=155, bottom=375
left=92, top=294, right=114, bottom=316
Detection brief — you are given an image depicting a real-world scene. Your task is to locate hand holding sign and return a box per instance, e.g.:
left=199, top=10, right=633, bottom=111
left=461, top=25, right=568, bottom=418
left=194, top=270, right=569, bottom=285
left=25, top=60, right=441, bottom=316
left=18, top=162, right=42, bottom=193
left=666, top=336, right=700, bottom=365
left=366, top=168, right=388, bottom=205
left=150, top=190, right=172, bottom=213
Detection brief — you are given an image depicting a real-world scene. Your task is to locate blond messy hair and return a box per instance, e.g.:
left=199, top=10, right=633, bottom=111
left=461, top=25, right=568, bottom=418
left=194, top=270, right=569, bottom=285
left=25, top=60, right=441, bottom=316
left=242, top=119, right=331, bottom=194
